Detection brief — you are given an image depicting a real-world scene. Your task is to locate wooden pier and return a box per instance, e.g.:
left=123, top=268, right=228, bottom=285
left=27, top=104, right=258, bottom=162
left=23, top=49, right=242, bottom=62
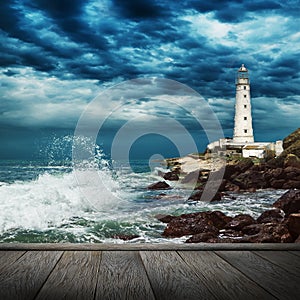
left=1, top=243, right=300, bottom=300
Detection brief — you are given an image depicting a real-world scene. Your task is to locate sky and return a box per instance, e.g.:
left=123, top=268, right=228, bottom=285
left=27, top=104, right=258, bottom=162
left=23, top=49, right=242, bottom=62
left=0, top=0, right=299, bottom=159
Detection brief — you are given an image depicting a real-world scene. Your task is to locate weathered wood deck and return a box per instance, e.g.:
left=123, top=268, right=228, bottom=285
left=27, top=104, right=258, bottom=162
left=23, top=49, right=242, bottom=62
left=1, top=243, right=300, bottom=300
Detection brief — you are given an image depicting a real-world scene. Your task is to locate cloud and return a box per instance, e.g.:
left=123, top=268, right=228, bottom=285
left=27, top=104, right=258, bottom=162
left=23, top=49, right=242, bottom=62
left=0, top=0, right=299, bottom=144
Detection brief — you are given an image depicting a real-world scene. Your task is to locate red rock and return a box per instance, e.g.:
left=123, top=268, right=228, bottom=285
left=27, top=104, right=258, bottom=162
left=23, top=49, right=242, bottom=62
left=257, top=209, right=284, bottom=224
left=185, top=232, right=217, bottom=243
left=284, top=154, right=300, bottom=169
left=273, top=189, right=300, bottom=216
left=295, top=235, right=300, bottom=243
left=282, top=181, right=300, bottom=189
left=112, top=234, right=139, bottom=241
left=147, top=181, right=171, bottom=190
left=188, top=190, right=222, bottom=202
left=286, top=213, right=300, bottom=239
left=240, top=223, right=293, bottom=243
left=181, top=170, right=201, bottom=184
left=225, top=214, right=256, bottom=231
left=155, top=214, right=176, bottom=223
left=162, top=210, right=231, bottom=238
left=270, top=179, right=286, bottom=189
left=163, top=171, right=179, bottom=181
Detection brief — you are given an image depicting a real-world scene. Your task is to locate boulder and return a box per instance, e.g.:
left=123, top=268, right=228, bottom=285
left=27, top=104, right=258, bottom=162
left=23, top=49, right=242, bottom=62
left=273, top=189, right=300, bottom=216
left=163, top=171, right=179, bottom=181
left=284, top=166, right=300, bottom=179
left=282, top=181, right=300, bottom=189
left=270, top=179, right=286, bottom=189
left=185, top=232, right=217, bottom=243
left=257, top=209, right=284, bottom=224
left=283, top=128, right=300, bottom=149
left=284, top=154, right=300, bottom=169
left=181, top=170, right=201, bottom=184
left=241, top=223, right=293, bottom=243
left=286, top=213, right=300, bottom=239
left=112, top=234, right=139, bottom=241
left=225, top=214, right=256, bottom=231
left=147, top=181, right=171, bottom=190
left=162, top=210, right=231, bottom=238
left=155, top=214, right=176, bottom=223
left=188, top=190, right=222, bottom=202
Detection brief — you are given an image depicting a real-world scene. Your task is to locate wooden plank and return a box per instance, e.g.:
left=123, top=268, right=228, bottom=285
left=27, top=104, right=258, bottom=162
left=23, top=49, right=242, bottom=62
left=0, top=251, right=25, bottom=272
left=288, top=250, right=300, bottom=257
left=254, top=251, right=300, bottom=278
left=216, top=250, right=300, bottom=300
left=0, top=243, right=300, bottom=251
left=140, top=250, right=216, bottom=300
left=0, top=250, right=62, bottom=300
left=95, top=251, right=155, bottom=300
left=178, top=251, right=275, bottom=300
left=36, top=251, right=101, bottom=300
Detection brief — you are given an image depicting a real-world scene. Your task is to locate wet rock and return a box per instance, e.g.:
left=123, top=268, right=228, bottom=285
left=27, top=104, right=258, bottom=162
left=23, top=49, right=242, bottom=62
left=181, top=170, right=201, bottom=184
left=147, top=181, right=171, bottom=190
left=282, top=180, right=300, bottom=189
left=270, top=179, right=286, bottom=189
left=224, top=182, right=240, bottom=192
left=257, top=209, right=284, bottom=224
left=273, top=189, right=300, bottom=216
left=162, top=211, right=230, bottom=238
left=286, top=213, right=300, bottom=239
left=112, top=234, right=139, bottom=241
left=284, top=154, right=300, bottom=169
left=163, top=171, right=179, bottom=181
left=241, top=223, right=293, bottom=243
left=225, top=214, right=256, bottom=231
left=284, top=166, right=300, bottom=179
left=155, top=214, right=176, bottom=223
left=185, top=232, right=217, bottom=243
left=188, top=190, right=222, bottom=202
left=219, top=229, right=243, bottom=238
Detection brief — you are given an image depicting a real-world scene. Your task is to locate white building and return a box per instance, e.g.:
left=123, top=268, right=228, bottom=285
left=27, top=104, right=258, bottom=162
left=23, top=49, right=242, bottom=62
left=207, top=64, right=283, bottom=159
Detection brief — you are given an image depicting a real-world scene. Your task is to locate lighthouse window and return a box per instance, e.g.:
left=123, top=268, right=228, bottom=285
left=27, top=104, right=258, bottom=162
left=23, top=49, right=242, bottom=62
left=244, top=95, right=247, bottom=98
left=244, top=129, right=248, bottom=133
left=244, top=105, right=247, bottom=108
left=244, top=86, right=246, bottom=90
left=244, top=117, right=247, bottom=120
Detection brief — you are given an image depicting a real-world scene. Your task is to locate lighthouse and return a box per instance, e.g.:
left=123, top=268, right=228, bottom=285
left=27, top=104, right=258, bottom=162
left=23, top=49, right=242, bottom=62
left=233, top=64, right=254, bottom=143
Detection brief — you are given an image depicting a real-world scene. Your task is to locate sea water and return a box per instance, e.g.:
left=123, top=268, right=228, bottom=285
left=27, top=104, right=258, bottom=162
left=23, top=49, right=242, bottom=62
left=0, top=138, right=286, bottom=244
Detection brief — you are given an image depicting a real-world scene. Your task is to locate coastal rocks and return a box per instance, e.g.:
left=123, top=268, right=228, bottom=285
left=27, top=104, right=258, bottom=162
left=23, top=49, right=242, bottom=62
left=284, top=154, right=300, bottom=169
left=224, top=214, right=256, bottom=231
left=286, top=213, right=300, bottom=239
left=188, top=190, right=222, bottom=202
left=112, top=234, right=139, bottom=241
left=283, top=128, right=300, bottom=149
left=162, top=211, right=231, bottom=238
left=185, top=232, right=217, bottom=243
left=256, top=209, right=284, bottom=224
left=155, top=214, right=176, bottom=223
left=147, top=181, right=171, bottom=190
left=163, top=170, right=179, bottom=181
left=181, top=170, right=201, bottom=184
left=273, top=189, right=300, bottom=215
left=240, top=223, right=293, bottom=243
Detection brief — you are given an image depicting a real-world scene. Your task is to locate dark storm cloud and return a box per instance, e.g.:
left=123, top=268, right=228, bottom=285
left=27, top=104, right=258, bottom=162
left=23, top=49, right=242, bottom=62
left=111, top=0, right=166, bottom=20
left=0, top=0, right=299, bottom=139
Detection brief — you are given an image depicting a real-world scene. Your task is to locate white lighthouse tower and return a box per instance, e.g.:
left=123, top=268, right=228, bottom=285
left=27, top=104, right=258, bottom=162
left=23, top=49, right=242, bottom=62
left=233, top=64, right=254, bottom=143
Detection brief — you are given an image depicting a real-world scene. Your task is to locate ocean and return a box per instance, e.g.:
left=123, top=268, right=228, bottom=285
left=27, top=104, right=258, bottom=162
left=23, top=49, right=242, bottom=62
left=0, top=137, right=286, bottom=244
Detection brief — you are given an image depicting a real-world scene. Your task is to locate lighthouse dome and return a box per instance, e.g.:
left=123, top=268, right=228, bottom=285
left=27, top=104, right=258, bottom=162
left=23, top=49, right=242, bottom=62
left=239, top=64, right=248, bottom=72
